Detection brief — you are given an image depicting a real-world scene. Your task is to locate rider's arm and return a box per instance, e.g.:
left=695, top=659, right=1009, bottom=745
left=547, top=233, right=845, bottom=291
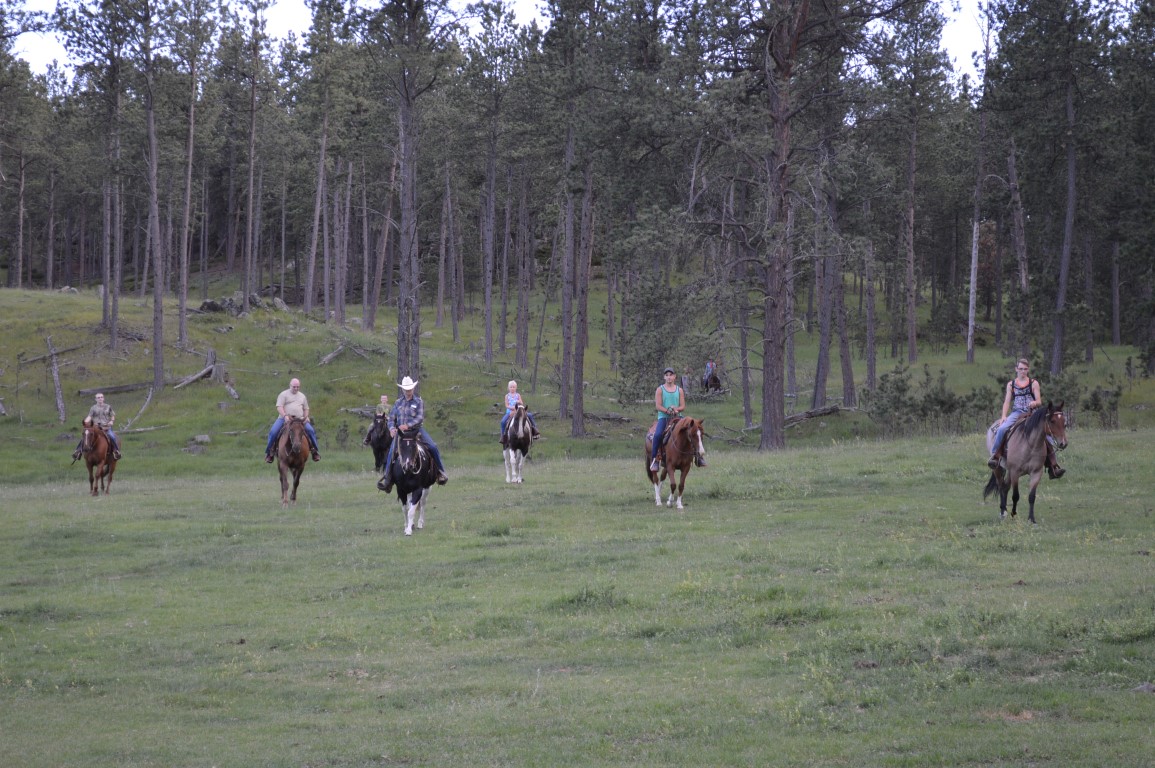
left=999, top=381, right=1013, bottom=421
left=1030, top=380, right=1042, bottom=409
left=676, top=387, right=686, bottom=414
left=654, top=387, right=664, bottom=413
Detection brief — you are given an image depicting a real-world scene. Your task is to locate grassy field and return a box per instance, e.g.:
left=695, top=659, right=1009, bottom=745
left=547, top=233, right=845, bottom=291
left=3, top=287, right=1155, bottom=765
left=2, top=431, right=1154, bottom=766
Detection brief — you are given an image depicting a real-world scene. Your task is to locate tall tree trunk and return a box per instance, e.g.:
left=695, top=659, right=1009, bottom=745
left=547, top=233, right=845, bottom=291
left=396, top=93, right=421, bottom=378
left=516, top=170, right=531, bottom=369
left=305, top=113, right=328, bottom=315
left=570, top=161, right=594, bottom=437
left=366, top=155, right=396, bottom=331
left=178, top=52, right=199, bottom=348
left=904, top=121, right=919, bottom=362
left=1007, top=140, right=1030, bottom=358
left=1049, top=80, right=1076, bottom=375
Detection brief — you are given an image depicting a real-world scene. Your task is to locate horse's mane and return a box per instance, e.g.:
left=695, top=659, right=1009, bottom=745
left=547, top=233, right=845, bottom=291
left=1020, top=405, right=1049, bottom=439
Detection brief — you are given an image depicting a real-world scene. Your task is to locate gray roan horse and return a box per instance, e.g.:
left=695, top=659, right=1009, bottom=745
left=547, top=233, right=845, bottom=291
left=645, top=416, right=707, bottom=509
left=983, top=401, right=1068, bottom=524
left=503, top=403, right=533, bottom=484
left=276, top=415, right=309, bottom=508
left=384, top=434, right=438, bottom=536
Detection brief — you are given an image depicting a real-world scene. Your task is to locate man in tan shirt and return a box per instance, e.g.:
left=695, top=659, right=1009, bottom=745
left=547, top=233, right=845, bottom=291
left=264, top=378, right=320, bottom=462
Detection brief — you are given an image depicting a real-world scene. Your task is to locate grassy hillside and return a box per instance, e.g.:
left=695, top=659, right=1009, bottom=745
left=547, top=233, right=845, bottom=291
left=0, top=284, right=1153, bottom=488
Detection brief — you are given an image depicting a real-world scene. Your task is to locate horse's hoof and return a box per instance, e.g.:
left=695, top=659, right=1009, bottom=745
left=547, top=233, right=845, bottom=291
left=404, top=530, right=413, bottom=536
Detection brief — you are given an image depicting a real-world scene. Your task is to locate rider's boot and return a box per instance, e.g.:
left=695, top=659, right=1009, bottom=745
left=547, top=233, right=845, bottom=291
left=377, top=476, right=392, bottom=493
left=72, top=442, right=83, bottom=461
left=1046, top=447, right=1065, bottom=479
left=265, top=452, right=275, bottom=463
left=436, top=467, right=449, bottom=485
left=987, top=448, right=1001, bottom=470
left=695, top=454, right=707, bottom=468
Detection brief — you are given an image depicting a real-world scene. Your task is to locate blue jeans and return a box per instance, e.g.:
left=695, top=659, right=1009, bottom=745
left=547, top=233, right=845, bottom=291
left=650, top=416, right=670, bottom=463
left=991, top=409, right=1028, bottom=455
left=500, top=412, right=538, bottom=435
left=384, top=427, right=445, bottom=478
left=266, top=417, right=318, bottom=455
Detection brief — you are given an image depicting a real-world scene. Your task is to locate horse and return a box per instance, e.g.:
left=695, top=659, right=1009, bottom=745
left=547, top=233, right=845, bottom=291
left=503, top=403, right=533, bottom=484
left=983, top=401, right=1068, bottom=524
left=365, top=413, right=392, bottom=473
left=276, top=415, right=309, bottom=508
left=701, top=372, right=722, bottom=392
left=644, top=416, right=706, bottom=509
left=384, top=433, right=439, bottom=535
left=81, top=423, right=117, bottom=496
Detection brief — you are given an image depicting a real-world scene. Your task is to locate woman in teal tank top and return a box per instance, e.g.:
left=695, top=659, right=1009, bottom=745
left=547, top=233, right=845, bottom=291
left=649, top=367, right=685, bottom=471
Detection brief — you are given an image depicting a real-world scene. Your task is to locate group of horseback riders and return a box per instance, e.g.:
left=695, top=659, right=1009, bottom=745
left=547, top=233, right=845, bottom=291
left=72, top=355, right=1067, bottom=487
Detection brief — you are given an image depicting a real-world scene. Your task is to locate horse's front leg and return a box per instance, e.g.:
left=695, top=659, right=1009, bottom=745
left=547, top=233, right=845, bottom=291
left=88, top=465, right=98, bottom=496
left=1010, top=483, right=1020, bottom=519
left=404, top=493, right=419, bottom=536
left=504, top=449, right=513, bottom=483
left=291, top=469, right=301, bottom=503
left=415, top=495, right=426, bottom=530
left=669, top=470, right=685, bottom=509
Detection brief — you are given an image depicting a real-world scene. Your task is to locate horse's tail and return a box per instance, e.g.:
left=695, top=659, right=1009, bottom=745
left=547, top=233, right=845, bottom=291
left=983, top=472, right=999, bottom=500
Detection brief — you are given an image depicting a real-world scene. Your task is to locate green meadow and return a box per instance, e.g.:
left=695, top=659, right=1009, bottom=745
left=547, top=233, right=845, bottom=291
left=2, top=288, right=1154, bottom=766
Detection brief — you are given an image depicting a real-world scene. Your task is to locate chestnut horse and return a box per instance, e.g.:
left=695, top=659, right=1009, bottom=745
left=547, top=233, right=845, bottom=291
left=503, top=403, right=533, bottom=483
left=81, top=423, right=117, bottom=496
left=983, top=401, right=1068, bottom=524
left=276, top=415, right=309, bottom=508
left=644, top=417, right=706, bottom=509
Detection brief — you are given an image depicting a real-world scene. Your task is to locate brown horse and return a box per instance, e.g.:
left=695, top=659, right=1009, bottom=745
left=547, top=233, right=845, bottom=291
left=81, top=423, right=117, bottom=496
left=983, top=401, right=1068, bottom=523
left=277, top=416, right=309, bottom=508
left=644, top=417, right=706, bottom=509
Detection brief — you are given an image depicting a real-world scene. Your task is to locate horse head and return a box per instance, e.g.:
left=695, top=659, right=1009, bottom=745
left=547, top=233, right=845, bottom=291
left=396, top=435, right=429, bottom=476
left=1046, top=401, right=1068, bottom=450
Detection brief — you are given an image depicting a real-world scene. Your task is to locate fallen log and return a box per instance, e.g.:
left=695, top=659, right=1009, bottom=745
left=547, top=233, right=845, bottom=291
left=319, top=344, right=346, bottom=365
left=173, top=349, right=218, bottom=390
left=78, top=380, right=178, bottom=396
left=784, top=405, right=841, bottom=427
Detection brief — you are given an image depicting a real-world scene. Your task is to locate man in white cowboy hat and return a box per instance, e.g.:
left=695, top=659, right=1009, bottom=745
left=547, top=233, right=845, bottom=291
left=378, top=375, right=448, bottom=492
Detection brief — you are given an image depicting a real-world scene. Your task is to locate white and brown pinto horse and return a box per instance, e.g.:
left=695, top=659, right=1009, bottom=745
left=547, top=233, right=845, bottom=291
left=503, top=403, right=533, bottom=484
left=645, top=416, right=706, bottom=509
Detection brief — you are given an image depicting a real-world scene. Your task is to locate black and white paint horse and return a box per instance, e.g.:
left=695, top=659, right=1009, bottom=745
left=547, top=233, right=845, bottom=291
left=384, top=433, right=439, bottom=535
left=503, top=403, right=533, bottom=484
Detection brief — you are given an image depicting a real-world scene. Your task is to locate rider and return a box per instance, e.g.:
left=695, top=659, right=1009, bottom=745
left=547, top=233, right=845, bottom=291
left=364, top=394, right=389, bottom=446
left=72, top=392, right=122, bottom=461
left=499, top=380, right=541, bottom=444
left=649, top=367, right=687, bottom=472
left=987, top=359, right=1065, bottom=479
left=264, top=378, right=321, bottom=463
left=377, top=375, right=449, bottom=492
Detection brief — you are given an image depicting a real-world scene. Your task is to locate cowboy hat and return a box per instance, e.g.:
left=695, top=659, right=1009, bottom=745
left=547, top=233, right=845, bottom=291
left=399, top=376, right=418, bottom=390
